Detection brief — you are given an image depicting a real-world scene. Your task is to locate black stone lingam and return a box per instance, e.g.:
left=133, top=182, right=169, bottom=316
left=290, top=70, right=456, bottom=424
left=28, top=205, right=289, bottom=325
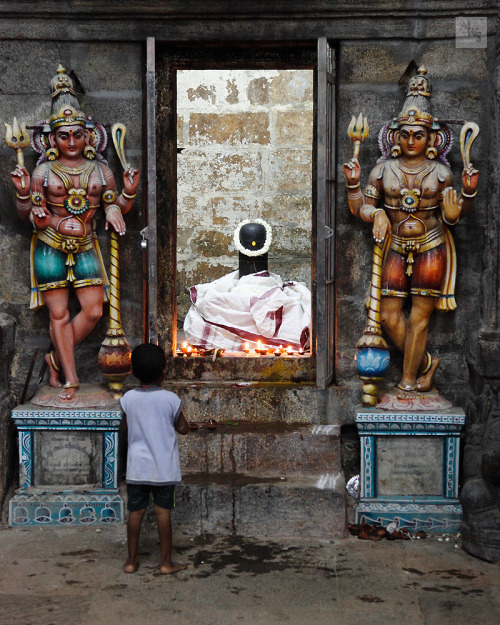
left=238, top=221, right=269, bottom=277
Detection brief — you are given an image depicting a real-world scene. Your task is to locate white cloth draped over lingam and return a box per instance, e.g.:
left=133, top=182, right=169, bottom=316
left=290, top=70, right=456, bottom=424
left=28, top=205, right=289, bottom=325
left=183, top=270, right=311, bottom=350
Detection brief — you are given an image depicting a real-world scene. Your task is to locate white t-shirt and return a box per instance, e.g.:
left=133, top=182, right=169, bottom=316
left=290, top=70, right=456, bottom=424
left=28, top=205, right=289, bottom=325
left=120, top=387, right=183, bottom=485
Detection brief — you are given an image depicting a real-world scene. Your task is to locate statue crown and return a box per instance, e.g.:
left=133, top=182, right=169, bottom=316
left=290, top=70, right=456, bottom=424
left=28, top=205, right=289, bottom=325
left=397, top=109, right=433, bottom=129
left=49, top=105, right=87, bottom=130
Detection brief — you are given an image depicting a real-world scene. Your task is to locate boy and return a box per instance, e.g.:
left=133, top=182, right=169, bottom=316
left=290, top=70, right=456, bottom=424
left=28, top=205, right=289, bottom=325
left=120, top=343, right=189, bottom=574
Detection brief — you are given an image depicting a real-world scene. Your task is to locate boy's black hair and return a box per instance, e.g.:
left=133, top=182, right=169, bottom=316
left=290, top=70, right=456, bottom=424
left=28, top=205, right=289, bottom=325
left=131, top=343, right=166, bottom=384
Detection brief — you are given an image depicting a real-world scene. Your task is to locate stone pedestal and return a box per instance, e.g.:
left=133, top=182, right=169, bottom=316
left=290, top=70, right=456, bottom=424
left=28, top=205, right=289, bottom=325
left=355, top=406, right=465, bottom=532
left=9, top=388, right=123, bottom=527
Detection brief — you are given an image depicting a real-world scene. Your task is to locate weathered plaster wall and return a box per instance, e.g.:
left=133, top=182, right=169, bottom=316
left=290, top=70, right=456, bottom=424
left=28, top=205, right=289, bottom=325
left=176, top=69, right=313, bottom=330
left=0, top=42, right=145, bottom=399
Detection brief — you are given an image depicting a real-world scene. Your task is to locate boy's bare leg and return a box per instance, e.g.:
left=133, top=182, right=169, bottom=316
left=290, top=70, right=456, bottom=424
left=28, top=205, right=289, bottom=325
left=155, top=505, right=186, bottom=574
left=124, top=508, right=146, bottom=573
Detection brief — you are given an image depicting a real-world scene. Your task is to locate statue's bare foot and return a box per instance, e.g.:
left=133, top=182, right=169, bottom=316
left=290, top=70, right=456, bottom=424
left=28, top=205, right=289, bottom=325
left=396, top=383, right=418, bottom=400
left=416, top=356, right=440, bottom=392
left=59, top=382, right=79, bottom=401
left=160, top=561, right=187, bottom=575
left=45, top=351, right=63, bottom=388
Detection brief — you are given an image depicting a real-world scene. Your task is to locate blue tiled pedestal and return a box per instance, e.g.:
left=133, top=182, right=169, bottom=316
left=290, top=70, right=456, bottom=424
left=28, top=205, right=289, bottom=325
left=9, top=402, right=123, bottom=527
left=355, top=407, right=465, bottom=532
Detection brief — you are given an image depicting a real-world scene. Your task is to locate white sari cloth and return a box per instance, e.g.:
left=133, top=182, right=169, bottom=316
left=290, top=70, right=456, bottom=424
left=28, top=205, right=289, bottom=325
left=183, top=270, right=311, bottom=350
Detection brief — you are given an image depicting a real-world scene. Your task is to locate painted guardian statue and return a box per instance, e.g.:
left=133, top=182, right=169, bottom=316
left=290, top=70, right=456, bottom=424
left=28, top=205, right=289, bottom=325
left=344, top=66, right=479, bottom=407
left=6, top=66, right=140, bottom=401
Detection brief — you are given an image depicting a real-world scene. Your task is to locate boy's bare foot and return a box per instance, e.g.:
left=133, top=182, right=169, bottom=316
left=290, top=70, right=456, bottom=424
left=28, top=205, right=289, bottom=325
left=160, top=561, right=186, bottom=575
left=124, top=559, right=139, bottom=574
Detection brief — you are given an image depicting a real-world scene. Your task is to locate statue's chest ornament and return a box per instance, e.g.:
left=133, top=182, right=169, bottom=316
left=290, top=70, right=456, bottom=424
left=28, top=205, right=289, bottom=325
left=391, top=162, right=435, bottom=214
left=50, top=160, right=96, bottom=216
left=400, top=187, right=421, bottom=213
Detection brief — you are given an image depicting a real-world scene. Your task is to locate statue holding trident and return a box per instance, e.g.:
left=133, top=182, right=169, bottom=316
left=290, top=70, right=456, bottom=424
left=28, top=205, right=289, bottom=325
left=344, top=66, right=479, bottom=406
left=6, top=66, right=140, bottom=401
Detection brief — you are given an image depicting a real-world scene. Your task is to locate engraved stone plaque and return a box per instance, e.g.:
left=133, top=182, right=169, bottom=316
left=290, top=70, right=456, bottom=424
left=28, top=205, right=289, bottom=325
left=35, top=431, right=102, bottom=486
left=376, top=436, right=443, bottom=496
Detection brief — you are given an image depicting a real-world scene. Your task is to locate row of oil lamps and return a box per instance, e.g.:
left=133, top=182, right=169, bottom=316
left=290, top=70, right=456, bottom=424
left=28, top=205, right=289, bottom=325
left=177, top=341, right=305, bottom=357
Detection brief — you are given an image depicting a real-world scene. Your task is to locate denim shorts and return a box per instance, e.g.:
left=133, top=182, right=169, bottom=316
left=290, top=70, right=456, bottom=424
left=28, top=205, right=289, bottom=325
left=127, top=484, right=176, bottom=511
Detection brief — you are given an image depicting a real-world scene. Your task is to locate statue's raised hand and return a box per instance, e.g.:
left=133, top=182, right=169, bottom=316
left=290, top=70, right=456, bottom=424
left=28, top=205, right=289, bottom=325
left=442, top=186, right=461, bottom=225
left=462, top=163, right=479, bottom=195
left=343, top=158, right=360, bottom=184
left=10, top=164, right=30, bottom=194
left=123, top=166, right=140, bottom=196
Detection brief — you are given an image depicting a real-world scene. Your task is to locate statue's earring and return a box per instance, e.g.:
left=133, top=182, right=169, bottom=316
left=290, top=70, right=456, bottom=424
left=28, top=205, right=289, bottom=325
left=83, top=146, right=97, bottom=160
left=391, top=144, right=402, bottom=158
left=425, top=146, right=438, bottom=160
left=46, top=147, right=59, bottom=161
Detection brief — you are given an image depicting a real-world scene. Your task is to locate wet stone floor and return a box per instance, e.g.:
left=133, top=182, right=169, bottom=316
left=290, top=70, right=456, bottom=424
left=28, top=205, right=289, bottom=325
left=0, top=525, right=498, bottom=625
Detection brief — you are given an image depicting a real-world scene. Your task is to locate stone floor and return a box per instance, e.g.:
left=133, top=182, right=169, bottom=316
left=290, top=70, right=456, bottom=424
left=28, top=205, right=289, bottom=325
left=0, top=524, right=498, bottom=625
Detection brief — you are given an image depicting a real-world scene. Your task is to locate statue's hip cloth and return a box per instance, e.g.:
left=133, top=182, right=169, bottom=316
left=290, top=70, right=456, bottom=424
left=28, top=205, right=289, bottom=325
left=381, top=226, right=447, bottom=298
left=30, top=226, right=109, bottom=309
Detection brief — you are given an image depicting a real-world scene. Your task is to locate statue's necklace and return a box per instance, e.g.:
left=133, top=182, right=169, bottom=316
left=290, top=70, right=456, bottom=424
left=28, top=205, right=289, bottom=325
left=398, top=161, right=428, bottom=175
left=391, top=161, right=435, bottom=214
left=50, top=160, right=96, bottom=216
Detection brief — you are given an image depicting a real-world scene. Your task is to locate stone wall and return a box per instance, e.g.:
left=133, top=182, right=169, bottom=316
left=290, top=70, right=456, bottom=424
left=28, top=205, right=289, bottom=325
left=0, top=0, right=497, bottom=551
left=176, top=69, right=313, bottom=332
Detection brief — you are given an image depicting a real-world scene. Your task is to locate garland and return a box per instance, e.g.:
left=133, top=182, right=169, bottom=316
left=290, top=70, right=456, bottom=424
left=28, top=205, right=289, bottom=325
left=233, top=218, right=272, bottom=257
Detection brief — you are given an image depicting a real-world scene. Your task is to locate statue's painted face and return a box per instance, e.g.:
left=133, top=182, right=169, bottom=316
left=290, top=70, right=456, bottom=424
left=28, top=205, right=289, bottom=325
left=398, top=125, right=428, bottom=158
left=54, top=125, right=86, bottom=158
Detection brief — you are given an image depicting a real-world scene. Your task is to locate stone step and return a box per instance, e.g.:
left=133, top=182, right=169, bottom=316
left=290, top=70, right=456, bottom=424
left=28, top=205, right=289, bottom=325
left=179, top=422, right=341, bottom=477
left=169, top=381, right=327, bottom=423
left=171, top=473, right=346, bottom=539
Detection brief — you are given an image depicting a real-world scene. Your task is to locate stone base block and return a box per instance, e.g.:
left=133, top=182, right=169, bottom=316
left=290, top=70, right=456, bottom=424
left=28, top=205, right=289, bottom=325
left=179, top=422, right=341, bottom=476
left=356, top=499, right=463, bottom=532
left=169, top=381, right=326, bottom=424
left=9, top=489, right=124, bottom=527
left=355, top=406, right=465, bottom=534
left=171, top=473, right=346, bottom=539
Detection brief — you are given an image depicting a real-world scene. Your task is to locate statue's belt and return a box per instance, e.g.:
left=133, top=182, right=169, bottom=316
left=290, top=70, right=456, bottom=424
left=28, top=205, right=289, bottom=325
left=37, top=227, right=94, bottom=255
left=390, top=227, right=445, bottom=257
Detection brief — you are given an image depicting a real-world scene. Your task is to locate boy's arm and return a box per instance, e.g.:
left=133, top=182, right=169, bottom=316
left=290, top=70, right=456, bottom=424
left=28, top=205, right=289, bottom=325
left=175, top=411, right=189, bottom=435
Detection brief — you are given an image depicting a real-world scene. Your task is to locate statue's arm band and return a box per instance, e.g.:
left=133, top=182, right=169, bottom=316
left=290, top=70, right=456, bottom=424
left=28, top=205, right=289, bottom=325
left=364, top=184, right=381, bottom=200
left=102, top=189, right=118, bottom=204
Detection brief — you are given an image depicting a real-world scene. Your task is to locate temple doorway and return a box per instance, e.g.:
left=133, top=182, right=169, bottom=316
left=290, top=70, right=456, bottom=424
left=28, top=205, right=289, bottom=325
left=153, top=40, right=336, bottom=387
